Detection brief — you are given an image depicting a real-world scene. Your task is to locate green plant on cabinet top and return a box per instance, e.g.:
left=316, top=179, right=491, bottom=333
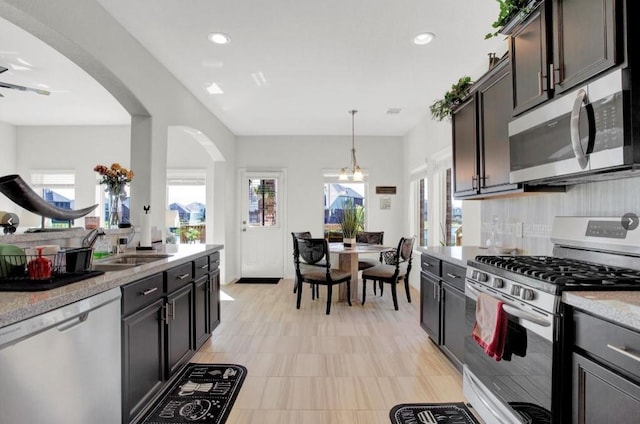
left=429, top=76, right=473, bottom=122
left=485, top=0, right=542, bottom=39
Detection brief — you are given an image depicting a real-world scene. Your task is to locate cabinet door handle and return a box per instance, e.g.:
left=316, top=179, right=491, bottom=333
left=471, top=175, right=478, bottom=190
left=549, top=63, right=556, bottom=88
left=446, top=273, right=459, bottom=279
left=607, top=344, right=640, bottom=363
left=140, top=287, right=158, bottom=296
left=171, top=300, right=176, bottom=321
left=161, top=305, right=168, bottom=324
left=200, top=264, right=209, bottom=270
left=538, top=71, right=549, bottom=95
left=177, top=273, right=190, bottom=280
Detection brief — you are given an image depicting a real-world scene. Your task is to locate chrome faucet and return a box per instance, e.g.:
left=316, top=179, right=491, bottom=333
left=82, top=228, right=106, bottom=248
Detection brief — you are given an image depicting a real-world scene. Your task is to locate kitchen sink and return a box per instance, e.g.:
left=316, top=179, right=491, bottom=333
left=92, top=254, right=172, bottom=272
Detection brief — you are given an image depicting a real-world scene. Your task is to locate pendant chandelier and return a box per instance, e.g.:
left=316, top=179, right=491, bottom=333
left=339, top=109, right=364, bottom=181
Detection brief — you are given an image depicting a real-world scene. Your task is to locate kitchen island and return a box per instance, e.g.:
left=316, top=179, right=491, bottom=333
left=0, top=242, right=223, bottom=424
left=0, top=243, right=223, bottom=328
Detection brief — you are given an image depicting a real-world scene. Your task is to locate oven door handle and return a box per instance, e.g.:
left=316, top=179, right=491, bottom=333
left=467, top=282, right=551, bottom=328
left=502, top=304, right=551, bottom=327
left=465, top=282, right=481, bottom=299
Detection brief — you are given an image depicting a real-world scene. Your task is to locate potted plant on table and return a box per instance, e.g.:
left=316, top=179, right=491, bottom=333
left=339, top=200, right=364, bottom=247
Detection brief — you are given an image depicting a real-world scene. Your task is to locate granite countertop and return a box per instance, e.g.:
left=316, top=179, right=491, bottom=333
left=563, top=291, right=640, bottom=332
left=0, top=244, right=223, bottom=328
left=417, top=246, right=507, bottom=268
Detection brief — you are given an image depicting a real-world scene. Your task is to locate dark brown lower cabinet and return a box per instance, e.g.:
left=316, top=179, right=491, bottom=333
left=122, top=298, right=165, bottom=424
left=208, top=267, right=221, bottom=332
left=420, top=270, right=440, bottom=344
left=165, top=283, right=194, bottom=376
left=194, top=275, right=209, bottom=349
left=572, top=353, right=640, bottom=423
left=440, top=281, right=465, bottom=371
left=571, top=308, right=640, bottom=423
left=121, top=252, right=221, bottom=423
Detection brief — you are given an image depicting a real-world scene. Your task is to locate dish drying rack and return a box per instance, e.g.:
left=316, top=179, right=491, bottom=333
left=0, top=246, right=93, bottom=282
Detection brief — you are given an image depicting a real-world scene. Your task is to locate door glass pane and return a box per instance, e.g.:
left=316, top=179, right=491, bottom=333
left=248, top=178, right=277, bottom=227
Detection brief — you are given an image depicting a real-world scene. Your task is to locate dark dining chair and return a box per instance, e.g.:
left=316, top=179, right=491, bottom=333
left=291, top=231, right=312, bottom=294
left=356, top=231, right=384, bottom=271
left=293, top=237, right=352, bottom=315
left=361, top=237, right=415, bottom=310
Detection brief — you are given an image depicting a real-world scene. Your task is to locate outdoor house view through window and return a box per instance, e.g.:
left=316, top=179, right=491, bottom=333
left=324, top=182, right=366, bottom=240
left=167, top=176, right=206, bottom=244
left=31, top=172, right=75, bottom=229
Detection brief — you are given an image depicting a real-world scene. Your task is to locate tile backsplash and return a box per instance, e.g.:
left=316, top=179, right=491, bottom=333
left=481, top=175, right=640, bottom=255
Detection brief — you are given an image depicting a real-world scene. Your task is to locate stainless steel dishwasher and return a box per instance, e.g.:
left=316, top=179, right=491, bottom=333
left=0, top=287, right=121, bottom=423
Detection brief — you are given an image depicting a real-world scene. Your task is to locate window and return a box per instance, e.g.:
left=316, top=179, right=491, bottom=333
left=323, top=180, right=366, bottom=239
left=30, top=171, right=76, bottom=228
left=446, top=169, right=463, bottom=246
left=419, top=178, right=428, bottom=246
left=167, top=170, right=207, bottom=244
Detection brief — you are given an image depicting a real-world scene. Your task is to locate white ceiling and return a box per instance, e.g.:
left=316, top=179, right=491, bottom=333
left=0, top=0, right=507, bottom=136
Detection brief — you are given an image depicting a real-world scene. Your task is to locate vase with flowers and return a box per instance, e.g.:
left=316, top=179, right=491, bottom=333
left=94, top=163, right=134, bottom=228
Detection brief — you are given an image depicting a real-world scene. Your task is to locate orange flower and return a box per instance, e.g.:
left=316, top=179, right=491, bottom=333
left=94, top=163, right=134, bottom=194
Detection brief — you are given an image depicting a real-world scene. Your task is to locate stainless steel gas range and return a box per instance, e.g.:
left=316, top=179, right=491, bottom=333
left=463, top=216, right=640, bottom=424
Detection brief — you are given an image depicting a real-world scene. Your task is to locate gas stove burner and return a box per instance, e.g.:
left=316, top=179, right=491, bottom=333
left=474, top=255, right=640, bottom=290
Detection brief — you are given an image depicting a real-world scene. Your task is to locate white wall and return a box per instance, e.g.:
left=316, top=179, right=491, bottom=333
left=1, top=0, right=237, bottom=283
left=0, top=121, right=17, bottom=213
left=237, top=135, right=404, bottom=278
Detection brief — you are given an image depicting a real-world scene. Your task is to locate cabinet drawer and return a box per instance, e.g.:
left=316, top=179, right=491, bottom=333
left=193, top=256, right=210, bottom=279
left=165, top=262, right=193, bottom=293
left=121, top=273, right=164, bottom=316
left=421, top=254, right=441, bottom=277
left=574, top=310, right=640, bottom=379
left=209, top=251, right=220, bottom=270
left=441, top=262, right=465, bottom=291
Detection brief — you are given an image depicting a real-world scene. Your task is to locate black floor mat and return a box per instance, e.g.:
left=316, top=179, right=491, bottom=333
left=235, top=277, right=280, bottom=284
left=138, top=363, right=247, bottom=424
left=389, top=402, right=480, bottom=424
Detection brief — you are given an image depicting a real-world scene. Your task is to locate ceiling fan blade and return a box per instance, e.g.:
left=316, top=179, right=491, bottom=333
left=0, top=81, right=50, bottom=96
left=0, top=66, right=7, bottom=74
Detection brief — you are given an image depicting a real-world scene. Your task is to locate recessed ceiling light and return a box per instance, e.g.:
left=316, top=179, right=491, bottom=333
left=413, top=32, right=435, bottom=45
left=205, top=82, right=224, bottom=94
left=208, top=32, right=230, bottom=45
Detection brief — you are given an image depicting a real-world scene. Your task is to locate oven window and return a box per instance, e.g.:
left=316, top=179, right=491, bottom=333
left=465, top=296, right=554, bottom=420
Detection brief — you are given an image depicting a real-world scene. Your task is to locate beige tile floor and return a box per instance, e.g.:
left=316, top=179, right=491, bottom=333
left=192, top=278, right=465, bottom=424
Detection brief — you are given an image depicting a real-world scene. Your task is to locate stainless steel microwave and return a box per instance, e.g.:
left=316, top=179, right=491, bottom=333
left=509, top=69, right=637, bottom=185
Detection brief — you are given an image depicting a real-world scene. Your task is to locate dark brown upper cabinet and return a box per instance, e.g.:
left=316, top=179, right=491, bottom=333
left=453, top=59, right=519, bottom=198
left=452, top=95, right=478, bottom=197
left=510, top=1, right=552, bottom=115
left=552, top=0, right=619, bottom=94
left=478, top=61, right=517, bottom=194
left=509, top=0, right=621, bottom=116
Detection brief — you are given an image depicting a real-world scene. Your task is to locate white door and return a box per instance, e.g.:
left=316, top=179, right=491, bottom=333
left=240, top=171, right=284, bottom=278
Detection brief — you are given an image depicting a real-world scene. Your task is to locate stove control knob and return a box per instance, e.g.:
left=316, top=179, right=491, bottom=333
left=493, top=278, right=505, bottom=289
left=511, top=285, right=521, bottom=296
left=521, top=289, right=535, bottom=301
left=477, top=272, right=489, bottom=282
left=471, top=270, right=479, bottom=280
